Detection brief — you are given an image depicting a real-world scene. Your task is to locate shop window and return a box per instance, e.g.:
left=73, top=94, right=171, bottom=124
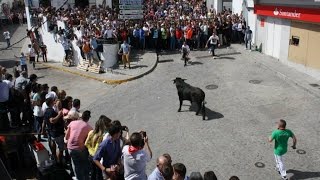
left=291, top=36, right=300, bottom=46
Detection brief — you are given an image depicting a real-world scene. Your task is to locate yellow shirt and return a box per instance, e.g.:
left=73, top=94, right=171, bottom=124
left=85, top=130, right=103, bottom=156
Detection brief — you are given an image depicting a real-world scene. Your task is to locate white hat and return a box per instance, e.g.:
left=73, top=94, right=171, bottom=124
left=45, top=92, right=57, bottom=100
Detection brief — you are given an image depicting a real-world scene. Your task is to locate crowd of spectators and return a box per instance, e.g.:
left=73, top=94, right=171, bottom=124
left=0, top=66, right=241, bottom=180
left=23, top=0, right=252, bottom=66
left=0, top=1, right=252, bottom=179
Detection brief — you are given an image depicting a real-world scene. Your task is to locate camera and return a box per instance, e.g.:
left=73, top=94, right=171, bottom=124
left=140, top=131, right=147, bottom=138
left=121, top=126, right=128, bottom=131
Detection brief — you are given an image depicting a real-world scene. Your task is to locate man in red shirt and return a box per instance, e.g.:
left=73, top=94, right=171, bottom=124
left=186, top=27, right=193, bottom=48
left=175, top=27, right=183, bottom=50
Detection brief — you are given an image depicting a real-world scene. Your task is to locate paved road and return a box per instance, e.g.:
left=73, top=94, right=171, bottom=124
left=1, top=24, right=319, bottom=179
left=84, top=48, right=320, bottom=180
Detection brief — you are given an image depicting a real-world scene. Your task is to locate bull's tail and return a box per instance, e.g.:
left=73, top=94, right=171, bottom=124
left=202, top=100, right=206, bottom=120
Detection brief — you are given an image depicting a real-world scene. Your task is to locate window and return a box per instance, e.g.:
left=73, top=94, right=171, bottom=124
left=291, top=36, right=300, bottom=46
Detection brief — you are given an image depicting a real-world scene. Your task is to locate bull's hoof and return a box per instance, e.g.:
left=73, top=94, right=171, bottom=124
left=178, top=109, right=181, bottom=112
left=196, top=113, right=199, bottom=115
left=202, top=117, right=206, bottom=120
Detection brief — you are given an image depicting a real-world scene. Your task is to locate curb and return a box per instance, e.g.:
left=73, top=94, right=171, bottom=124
left=40, top=54, right=158, bottom=85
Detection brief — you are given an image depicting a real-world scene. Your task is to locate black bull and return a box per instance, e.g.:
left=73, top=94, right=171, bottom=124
left=173, top=77, right=206, bottom=120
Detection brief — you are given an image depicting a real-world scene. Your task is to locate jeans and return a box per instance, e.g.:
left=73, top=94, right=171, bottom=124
left=170, top=37, right=175, bottom=50
left=274, top=154, right=287, bottom=177
left=139, top=38, right=145, bottom=50
left=0, top=102, right=9, bottom=131
left=210, top=44, right=217, bottom=56
left=89, top=155, right=103, bottom=180
left=21, top=65, right=28, bottom=74
left=34, top=116, right=43, bottom=138
left=69, top=149, right=90, bottom=180
left=245, top=39, right=252, bottom=50
left=176, top=38, right=182, bottom=49
left=6, top=39, right=10, bottom=48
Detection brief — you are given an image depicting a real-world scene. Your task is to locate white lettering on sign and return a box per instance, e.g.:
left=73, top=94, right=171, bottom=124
left=273, top=8, right=301, bottom=18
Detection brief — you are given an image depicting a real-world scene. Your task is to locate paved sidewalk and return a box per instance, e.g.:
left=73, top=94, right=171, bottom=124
left=231, top=44, right=320, bottom=98
left=40, top=51, right=158, bottom=84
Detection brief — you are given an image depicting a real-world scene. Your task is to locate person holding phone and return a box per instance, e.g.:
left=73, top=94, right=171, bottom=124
left=122, top=131, right=152, bottom=180
left=269, top=119, right=297, bottom=180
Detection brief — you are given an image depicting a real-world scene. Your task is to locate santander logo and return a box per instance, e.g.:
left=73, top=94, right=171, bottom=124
left=273, top=7, right=301, bottom=18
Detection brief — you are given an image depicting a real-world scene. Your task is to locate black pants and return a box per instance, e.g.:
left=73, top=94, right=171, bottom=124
left=162, top=39, right=167, bottom=50
left=65, top=50, right=70, bottom=60
left=182, top=52, right=189, bottom=66
left=42, top=53, right=47, bottom=62
left=89, top=155, right=103, bottom=180
left=237, top=31, right=244, bottom=44
left=153, top=38, right=158, bottom=50
left=94, top=49, right=101, bottom=61
left=0, top=102, right=9, bottom=131
left=29, top=57, right=35, bottom=69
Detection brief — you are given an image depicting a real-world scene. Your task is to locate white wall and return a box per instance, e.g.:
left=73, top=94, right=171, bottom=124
left=207, top=0, right=215, bottom=11
left=214, top=0, right=223, bottom=13
left=247, top=10, right=257, bottom=43
left=255, top=16, right=267, bottom=53
left=279, top=19, right=290, bottom=63
left=232, top=0, right=243, bottom=14
left=40, top=17, right=118, bottom=68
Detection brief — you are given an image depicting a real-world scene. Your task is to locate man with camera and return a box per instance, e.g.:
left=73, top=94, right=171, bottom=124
left=269, top=119, right=297, bottom=180
left=122, top=131, right=152, bottom=180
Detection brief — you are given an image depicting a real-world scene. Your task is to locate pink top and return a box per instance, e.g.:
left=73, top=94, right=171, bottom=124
left=67, top=120, right=93, bottom=150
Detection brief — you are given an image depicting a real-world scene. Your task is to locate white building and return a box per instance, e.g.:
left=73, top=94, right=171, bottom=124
left=254, top=0, right=320, bottom=79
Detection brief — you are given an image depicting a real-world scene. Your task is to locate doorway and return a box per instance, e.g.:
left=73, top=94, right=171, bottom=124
left=75, top=0, right=89, bottom=8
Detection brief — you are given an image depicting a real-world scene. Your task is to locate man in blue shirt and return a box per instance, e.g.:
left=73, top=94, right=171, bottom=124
left=90, top=36, right=101, bottom=61
left=148, top=155, right=172, bottom=180
left=139, top=26, right=145, bottom=50
left=93, top=124, right=122, bottom=179
left=14, top=52, right=28, bottom=74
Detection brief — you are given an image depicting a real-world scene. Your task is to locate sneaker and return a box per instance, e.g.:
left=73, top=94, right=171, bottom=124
left=281, top=176, right=288, bottom=180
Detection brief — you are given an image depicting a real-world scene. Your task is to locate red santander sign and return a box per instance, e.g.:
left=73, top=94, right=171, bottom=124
left=254, top=5, right=320, bottom=23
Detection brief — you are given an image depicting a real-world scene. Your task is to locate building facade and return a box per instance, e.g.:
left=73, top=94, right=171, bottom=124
left=254, top=0, right=320, bottom=79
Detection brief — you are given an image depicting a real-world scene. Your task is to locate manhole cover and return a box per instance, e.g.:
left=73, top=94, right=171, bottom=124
left=206, top=84, right=218, bottom=90
left=310, top=84, right=319, bottom=87
left=249, top=80, right=262, bottom=84
left=254, top=162, right=265, bottom=168
left=296, top=149, right=306, bottom=155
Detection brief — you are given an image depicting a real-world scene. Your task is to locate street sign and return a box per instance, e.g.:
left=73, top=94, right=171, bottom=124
left=119, top=14, right=144, bottom=19
left=119, top=0, right=143, bottom=5
left=120, top=10, right=144, bottom=14
left=119, top=5, right=144, bottom=9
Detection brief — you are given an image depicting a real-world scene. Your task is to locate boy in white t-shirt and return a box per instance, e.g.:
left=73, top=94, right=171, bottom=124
left=206, top=32, right=220, bottom=59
